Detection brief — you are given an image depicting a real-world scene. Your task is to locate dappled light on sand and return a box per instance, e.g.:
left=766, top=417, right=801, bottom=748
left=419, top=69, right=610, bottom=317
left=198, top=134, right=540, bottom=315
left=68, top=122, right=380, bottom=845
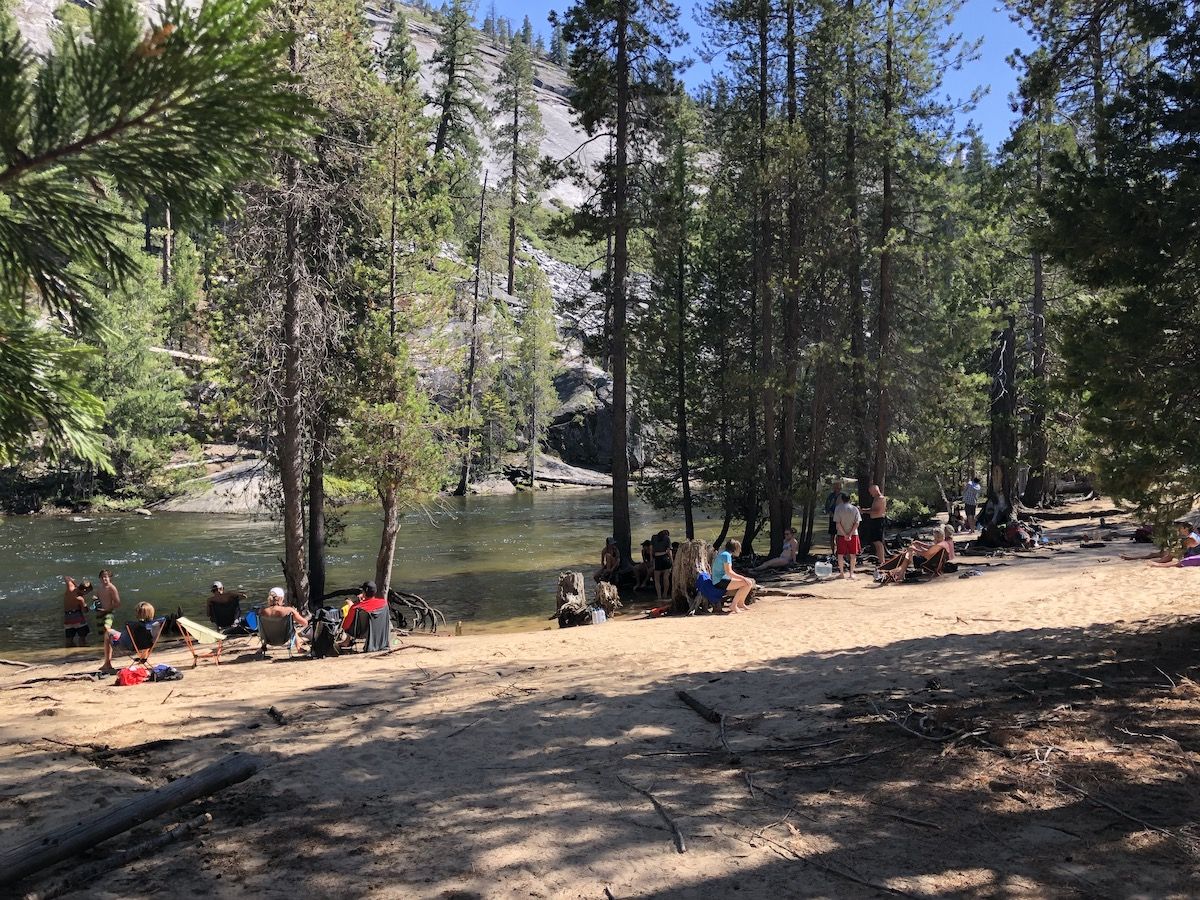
left=3, top=530, right=1199, bottom=897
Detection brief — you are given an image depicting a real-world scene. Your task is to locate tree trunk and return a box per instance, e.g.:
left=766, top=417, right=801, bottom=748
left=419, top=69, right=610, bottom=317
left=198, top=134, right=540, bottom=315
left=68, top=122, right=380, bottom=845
left=756, top=0, right=782, bottom=559
left=780, top=0, right=802, bottom=536
left=671, top=539, right=711, bottom=607
left=674, top=136, right=694, bottom=540
left=611, top=0, right=633, bottom=569
left=279, top=42, right=309, bottom=610
left=507, top=91, right=520, bottom=295
left=988, top=315, right=1018, bottom=509
left=307, top=417, right=327, bottom=611
left=844, top=0, right=870, bottom=505
left=375, top=483, right=399, bottom=597
left=1023, top=103, right=1048, bottom=507
left=455, top=173, right=488, bottom=496
left=161, top=204, right=173, bottom=289
left=873, top=0, right=895, bottom=491
left=529, top=407, right=537, bottom=487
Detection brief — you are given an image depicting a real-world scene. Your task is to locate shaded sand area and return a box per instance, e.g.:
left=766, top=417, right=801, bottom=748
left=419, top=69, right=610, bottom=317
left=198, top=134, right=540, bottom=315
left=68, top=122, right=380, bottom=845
left=3, top=506, right=1199, bottom=898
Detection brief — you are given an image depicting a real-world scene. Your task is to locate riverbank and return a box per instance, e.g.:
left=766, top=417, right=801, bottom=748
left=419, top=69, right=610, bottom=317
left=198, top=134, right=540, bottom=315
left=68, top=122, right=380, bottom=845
left=3, top=506, right=1199, bottom=897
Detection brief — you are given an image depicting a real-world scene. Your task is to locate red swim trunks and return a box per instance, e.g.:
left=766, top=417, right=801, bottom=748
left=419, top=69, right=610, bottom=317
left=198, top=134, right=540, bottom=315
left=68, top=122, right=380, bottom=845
left=836, top=535, right=861, bottom=556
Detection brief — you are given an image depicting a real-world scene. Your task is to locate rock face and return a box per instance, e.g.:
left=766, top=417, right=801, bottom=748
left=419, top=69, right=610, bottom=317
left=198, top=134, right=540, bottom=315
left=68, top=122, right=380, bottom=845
left=468, top=473, right=517, bottom=496
left=548, top=355, right=646, bottom=472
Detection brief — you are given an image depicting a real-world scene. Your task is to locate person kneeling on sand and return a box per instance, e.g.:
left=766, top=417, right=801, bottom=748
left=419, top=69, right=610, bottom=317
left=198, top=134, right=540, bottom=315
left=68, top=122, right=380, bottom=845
left=752, top=528, right=799, bottom=574
left=713, top=540, right=756, bottom=613
left=1121, top=520, right=1200, bottom=568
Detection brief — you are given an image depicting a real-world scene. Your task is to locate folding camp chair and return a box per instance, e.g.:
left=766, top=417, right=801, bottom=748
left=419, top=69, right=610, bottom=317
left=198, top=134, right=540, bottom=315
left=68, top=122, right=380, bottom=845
left=915, top=547, right=949, bottom=578
left=258, top=613, right=298, bottom=657
left=120, top=619, right=165, bottom=665
left=208, top=598, right=241, bottom=630
left=175, top=616, right=226, bottom=667
left=346, top=605, right=391, bottom=652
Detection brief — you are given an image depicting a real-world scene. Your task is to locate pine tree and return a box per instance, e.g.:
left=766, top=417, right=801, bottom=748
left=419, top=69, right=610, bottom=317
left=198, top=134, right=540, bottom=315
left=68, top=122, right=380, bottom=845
left=0, top=0, right=308, bottom=467
left=550, top=21, right=568, bottom=66
left=558, top=0, right=684, bottom=568
left=515, top=264, right=559, bottom=486
left=431, top=0, right=485, bottom=168
left=493, top=38, right=545, bottom=295
left=520, top=14, right=534, bottom=47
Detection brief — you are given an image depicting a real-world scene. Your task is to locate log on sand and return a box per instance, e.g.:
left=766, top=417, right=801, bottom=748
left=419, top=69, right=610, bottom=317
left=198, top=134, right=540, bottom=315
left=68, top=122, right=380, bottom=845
left=0, top=753, right=262, bottom=886
left=671, top=540, right=713, bottom=609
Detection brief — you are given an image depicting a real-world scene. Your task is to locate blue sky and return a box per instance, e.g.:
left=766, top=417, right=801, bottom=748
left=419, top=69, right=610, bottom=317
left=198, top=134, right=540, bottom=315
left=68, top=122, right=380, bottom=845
left=483, top=0, right=1033, bottom=148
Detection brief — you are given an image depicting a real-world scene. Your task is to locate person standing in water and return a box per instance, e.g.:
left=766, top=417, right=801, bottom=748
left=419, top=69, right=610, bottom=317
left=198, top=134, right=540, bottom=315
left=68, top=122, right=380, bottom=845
left=95, top=569, right=121, bottom=634
left=62, top=576, right=92, bottom=646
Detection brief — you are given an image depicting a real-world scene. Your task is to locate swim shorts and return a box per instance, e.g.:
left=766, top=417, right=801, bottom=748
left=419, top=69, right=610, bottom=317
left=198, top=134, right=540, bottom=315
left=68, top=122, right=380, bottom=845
left=836, top=535, right=861, bottom=556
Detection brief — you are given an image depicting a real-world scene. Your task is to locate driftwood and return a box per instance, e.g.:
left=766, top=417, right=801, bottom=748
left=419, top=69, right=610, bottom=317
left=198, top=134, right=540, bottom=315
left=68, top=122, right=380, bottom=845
left=5, top=673, right=99, bottom=690
left=0, top=753, right=261, bottom=886
left=593, top=581, right=622, bottom=617
left=0, top=658, right=37, bottom=669
left=553, top=571, right=592, bottom=628
left=22, top=812, right=213, bottom=900
left=676, top=689, right=722, bottom=724
left=616, top=775, right=687, bottom=853
left=671, top=540, right=712, bottom=610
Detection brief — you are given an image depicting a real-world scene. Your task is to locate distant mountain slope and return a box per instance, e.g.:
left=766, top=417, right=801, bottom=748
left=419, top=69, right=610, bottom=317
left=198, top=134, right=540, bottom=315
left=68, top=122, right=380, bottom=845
left=13, top=1, right=600, bottom=209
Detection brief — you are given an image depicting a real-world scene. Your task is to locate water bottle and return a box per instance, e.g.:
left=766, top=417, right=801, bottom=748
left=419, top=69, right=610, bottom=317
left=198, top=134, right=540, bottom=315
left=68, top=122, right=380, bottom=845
left=814, top=560, right=833, bottom=578
left=591, top=607, right=607, bottom=625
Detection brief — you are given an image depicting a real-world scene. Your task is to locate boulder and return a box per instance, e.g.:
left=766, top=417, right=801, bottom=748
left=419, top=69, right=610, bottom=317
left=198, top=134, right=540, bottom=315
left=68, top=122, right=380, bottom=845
left=468, top=474, right=517, bottom=496
left=548, top=358, right=647, bottom=472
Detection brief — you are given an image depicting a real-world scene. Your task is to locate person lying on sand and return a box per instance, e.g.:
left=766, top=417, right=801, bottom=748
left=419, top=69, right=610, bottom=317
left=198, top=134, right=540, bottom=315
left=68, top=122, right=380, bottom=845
left=1121, top=521, right=1200, bottom=568
left=752, top=528, right=799, bottom=574
left=62, top=576, right=93, bottom=647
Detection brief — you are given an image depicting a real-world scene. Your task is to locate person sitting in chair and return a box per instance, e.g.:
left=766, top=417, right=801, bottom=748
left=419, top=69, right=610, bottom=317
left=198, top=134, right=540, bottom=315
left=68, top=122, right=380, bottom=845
left=877, top=526, right=955, bottom=584
left=206, top=581, right=244, bottom=628
left=338, top=581, right=388, bottom=648
left=261, top=587, right=309, bottom=628
left=100, top=602, right=161, bottom=673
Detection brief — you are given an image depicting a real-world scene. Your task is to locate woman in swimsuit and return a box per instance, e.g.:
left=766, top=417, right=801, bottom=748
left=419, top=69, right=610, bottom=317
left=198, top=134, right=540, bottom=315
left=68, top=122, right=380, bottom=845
left=1123, top=521, right=1200, bottom=567
left=752, top=528, right=800, bottom=573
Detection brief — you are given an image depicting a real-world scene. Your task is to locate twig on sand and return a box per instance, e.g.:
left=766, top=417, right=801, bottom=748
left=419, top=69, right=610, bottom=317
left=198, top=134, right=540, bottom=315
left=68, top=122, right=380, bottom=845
left=411, top=670, right=468, bottom=688
left=5, top=673, right=99, bottom=690
left=1053, top=776, right=1173, bottom=837
left=1154, top=666, right=1177, bottom=689
left=445, top=716, right=489, bottom=739
left=0, top=658, right=38, bottom=669
left=604, top=888, right=617, bottom=900
left=724, top=823, right=919, bottom=898
left=616, top=775, right=687, bottom=853
left=784, top=746, right=899, bottom=770
left=742, top=738, right=844, bottom=754
left=160, top=689, right=175, bottom=705
left=382, top=643, right=445, bottom=656
left=881, top=811, right=943, bottom=830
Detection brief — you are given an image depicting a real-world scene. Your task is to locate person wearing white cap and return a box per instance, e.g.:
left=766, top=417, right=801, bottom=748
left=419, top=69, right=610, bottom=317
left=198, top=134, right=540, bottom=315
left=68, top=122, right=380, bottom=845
left=206, top=580, right=244, bottom=627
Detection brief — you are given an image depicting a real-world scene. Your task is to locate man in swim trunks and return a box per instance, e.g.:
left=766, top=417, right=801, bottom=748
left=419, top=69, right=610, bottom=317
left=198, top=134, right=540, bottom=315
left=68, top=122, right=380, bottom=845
left=62, top=575, right=93, bottom=646
left=95, top=568, right=121, bottom=633
left=862, top=484, right=887, bottom=565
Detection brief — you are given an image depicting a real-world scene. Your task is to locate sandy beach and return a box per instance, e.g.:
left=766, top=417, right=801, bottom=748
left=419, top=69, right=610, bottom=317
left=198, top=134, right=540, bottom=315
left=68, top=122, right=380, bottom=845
left=3, top=502, right=1199, bottom=899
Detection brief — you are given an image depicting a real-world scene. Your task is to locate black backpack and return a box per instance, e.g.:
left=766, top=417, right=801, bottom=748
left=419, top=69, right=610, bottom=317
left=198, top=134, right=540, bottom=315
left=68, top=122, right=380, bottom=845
left=309, top=607, right=343, bottom=658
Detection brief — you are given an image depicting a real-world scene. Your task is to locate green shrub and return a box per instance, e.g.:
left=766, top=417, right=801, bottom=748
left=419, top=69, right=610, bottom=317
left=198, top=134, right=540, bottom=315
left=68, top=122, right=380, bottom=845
left=889, top=497, right=934, bottom=529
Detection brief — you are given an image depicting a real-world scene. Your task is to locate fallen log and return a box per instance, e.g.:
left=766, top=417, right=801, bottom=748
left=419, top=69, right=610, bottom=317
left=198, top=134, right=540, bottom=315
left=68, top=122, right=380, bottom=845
left=22, top=811, right=213, bottom=900
left=0, top=753, right=261, bottom=886
left=676, top=689, right=722, bottom=724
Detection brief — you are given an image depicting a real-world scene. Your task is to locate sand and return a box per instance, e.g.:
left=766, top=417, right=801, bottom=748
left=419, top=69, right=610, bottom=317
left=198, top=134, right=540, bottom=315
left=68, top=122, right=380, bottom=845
left=2, top=499, right=1199, bottom=899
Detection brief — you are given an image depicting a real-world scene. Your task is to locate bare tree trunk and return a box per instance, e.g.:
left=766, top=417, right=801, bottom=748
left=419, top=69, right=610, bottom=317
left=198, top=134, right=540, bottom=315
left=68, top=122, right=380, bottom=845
left=375, top=484, right=399, bottom=597
left=161, top=205, right=173, bottom=289
left=389, top=136, right=399, bottom=340
left=844, top=0, right=870, bottom=505
left=873, top=0, right=895, bottom=491
left=529, top=407, right=537, bottom=487
left=1023, top=102, right=1048, bottom=507
left=455, top=173, right=488, bottom=496
left=988, top=315, right=1018, bottom=509
left=756, top=0, right=782, bottom=559
left=780, top=0, right=802, bottom=536
left=279, top=40, right=309, bottom=611
left=507, top=88, right=520, bottom=295
left=611, top=0, right=633, bottom=569
left=674, top=135, right=694, bottom=540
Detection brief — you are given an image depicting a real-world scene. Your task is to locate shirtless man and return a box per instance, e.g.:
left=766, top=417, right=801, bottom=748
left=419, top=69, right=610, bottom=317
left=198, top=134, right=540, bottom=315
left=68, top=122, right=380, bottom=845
left=62, top=576, right=93, bottom=646
left=863, top=484, right=888, bottom=565
left=95, top=569, right=121, bottom=635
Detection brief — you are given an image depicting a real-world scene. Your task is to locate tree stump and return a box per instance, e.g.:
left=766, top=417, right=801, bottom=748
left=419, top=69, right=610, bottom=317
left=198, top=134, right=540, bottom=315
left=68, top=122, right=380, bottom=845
left=593, top=581, right=622, bottom=617
left=671, top=540, right=713, bottom=611
left=555, top=571, right=591, bottom=628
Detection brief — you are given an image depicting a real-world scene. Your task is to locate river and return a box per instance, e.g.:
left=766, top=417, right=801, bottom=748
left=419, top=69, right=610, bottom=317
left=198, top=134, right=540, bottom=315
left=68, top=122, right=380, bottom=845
left=0, top=491, right=724, bottom=658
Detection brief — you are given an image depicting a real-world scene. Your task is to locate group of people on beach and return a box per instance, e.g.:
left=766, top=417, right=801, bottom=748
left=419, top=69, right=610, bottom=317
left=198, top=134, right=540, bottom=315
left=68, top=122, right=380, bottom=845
left=59, top=569, right=391, bottom=667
